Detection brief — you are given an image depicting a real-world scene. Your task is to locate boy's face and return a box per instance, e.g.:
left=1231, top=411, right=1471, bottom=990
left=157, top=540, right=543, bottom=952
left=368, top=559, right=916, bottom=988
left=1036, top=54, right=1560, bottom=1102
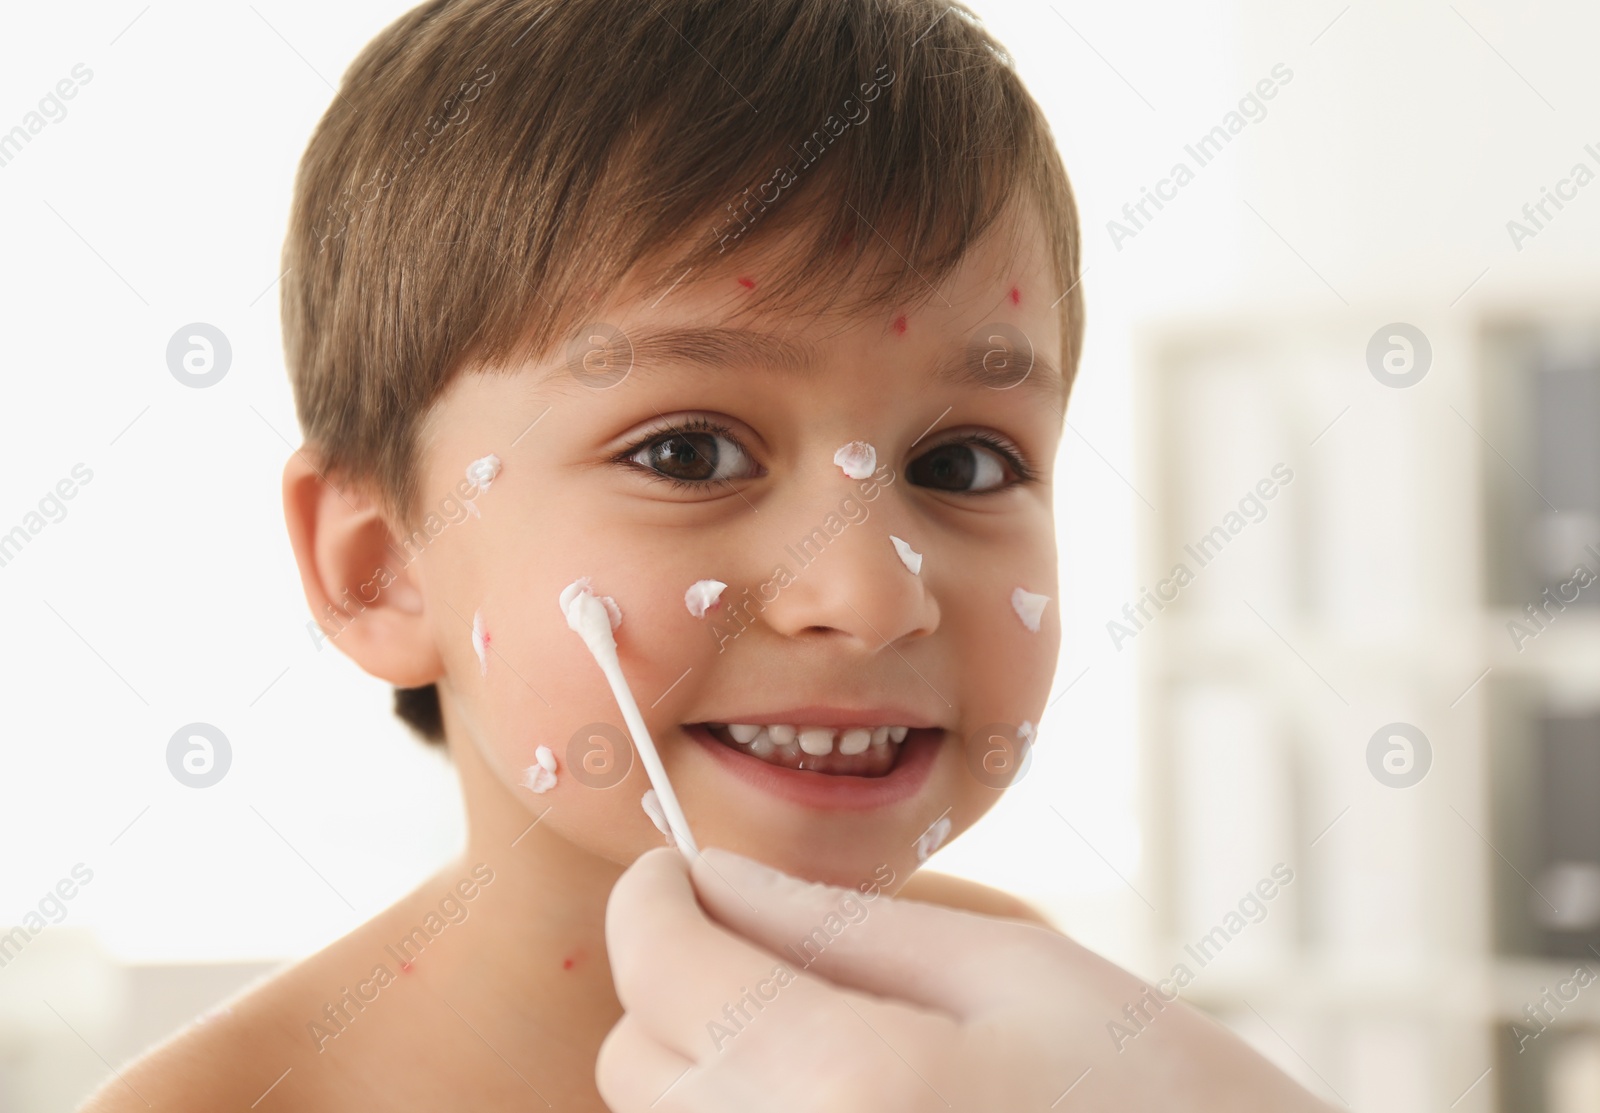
left=410, top=203, right=1065, bottom=890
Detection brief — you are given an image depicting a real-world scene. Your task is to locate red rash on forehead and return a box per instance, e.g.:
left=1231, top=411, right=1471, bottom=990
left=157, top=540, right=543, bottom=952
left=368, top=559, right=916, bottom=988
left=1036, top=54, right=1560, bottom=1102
left=891, top=314, right=908, bottom=335
left=737, top=276, right=755, bottom=289
left=1009, top=285, right=1021, bottom=305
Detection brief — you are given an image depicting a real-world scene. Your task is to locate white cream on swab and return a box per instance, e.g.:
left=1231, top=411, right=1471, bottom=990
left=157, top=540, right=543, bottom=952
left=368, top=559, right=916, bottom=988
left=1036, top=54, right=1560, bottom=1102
left=890, top=535, right=922, bottom=575
left=463, top=454, right=502, bottom=519
left=471, top=609, right=490, bottom=675
left=559, top=576, right=622, bottom=629
left=915, top=813, right=952, bottom=863
left=521, top=745, right=558, bottom=793
left=833, top=441, right=876, bottom=479
left=1011, top=587, right=1050, bottom=633
left=684, top=579, right=727, bottom=618
left=561, top=579, right=698, bottom=858
left=641, top=789, right=675, bottom=847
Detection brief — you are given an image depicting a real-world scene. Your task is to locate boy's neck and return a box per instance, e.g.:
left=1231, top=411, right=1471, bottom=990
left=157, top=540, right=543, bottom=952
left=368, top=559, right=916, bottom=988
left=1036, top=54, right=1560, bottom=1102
left=421, top=699, right=629, bottom=1047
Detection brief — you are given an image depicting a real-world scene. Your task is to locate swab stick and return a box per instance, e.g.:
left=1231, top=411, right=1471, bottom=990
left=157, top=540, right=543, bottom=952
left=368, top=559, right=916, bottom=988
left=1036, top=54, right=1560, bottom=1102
left=560, top=580, right=699, bottom=858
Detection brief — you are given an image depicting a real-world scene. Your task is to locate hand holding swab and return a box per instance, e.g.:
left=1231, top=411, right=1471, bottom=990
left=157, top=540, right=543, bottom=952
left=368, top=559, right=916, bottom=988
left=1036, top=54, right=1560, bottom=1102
left=560, top=580, right=699, bottom=859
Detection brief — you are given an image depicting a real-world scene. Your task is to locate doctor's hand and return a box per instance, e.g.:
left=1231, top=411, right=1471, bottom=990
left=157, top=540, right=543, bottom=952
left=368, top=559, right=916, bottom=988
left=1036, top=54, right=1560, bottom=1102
left=597, top=846, right=1335, bottom=1113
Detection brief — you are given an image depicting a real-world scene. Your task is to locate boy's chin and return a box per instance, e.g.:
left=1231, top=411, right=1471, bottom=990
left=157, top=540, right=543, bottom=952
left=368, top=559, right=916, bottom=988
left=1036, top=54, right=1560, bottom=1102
left=681, top=833, right=907, bottom=894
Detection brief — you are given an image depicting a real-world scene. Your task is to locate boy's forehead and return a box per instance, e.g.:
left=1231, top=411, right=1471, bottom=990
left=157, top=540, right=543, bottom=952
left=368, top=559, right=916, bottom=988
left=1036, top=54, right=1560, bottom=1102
left=545, top=205, right=1063, bottom=398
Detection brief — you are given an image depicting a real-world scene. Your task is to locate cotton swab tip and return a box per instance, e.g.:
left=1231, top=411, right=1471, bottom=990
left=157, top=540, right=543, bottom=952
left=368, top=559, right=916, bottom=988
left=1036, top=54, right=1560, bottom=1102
left=560, top=577, right=621, bottom=651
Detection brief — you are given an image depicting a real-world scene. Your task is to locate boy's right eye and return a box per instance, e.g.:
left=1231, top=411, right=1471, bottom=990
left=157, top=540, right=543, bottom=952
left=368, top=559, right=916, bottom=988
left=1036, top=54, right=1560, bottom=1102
left=617, top=416, right=763, bottom=490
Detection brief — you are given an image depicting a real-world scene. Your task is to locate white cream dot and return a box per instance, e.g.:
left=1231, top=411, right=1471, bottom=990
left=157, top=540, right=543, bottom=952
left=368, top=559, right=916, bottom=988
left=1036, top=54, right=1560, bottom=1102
left=915, top=814, right=952, bottom=863
left=471, top=609, right=490, bottom=674
left=833, top=441, right=877, bottom=480
left=466, top=454, right=501, bottom=490
left=521, top=753, right=557, bottom=793
left=684, top=579, right=727, bottom=618
left=641, top=789, right=676, bottom=847
left=890, top=535, right=922, bottom=575
left=1011, top=587, right=1050, bottom=633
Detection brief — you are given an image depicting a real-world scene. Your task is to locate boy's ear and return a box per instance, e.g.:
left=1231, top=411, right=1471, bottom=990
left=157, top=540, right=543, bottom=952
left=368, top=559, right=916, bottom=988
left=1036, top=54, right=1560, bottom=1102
left=282, top=449, right=443, bottom=687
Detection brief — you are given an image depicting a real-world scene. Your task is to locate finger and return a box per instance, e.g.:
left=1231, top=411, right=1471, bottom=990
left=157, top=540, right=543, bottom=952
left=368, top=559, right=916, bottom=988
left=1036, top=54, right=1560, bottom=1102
left=595, top=1011, right=697, bottom=1113
left=688, top=846, right=1051, bottom=1019
left=606, top=845, right=842, bottom=1062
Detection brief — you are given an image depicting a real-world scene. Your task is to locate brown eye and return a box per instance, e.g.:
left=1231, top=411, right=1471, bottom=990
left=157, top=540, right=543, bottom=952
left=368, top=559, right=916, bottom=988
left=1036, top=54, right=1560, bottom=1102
left=620, top=418, right=761, bottom=488
left=909, top=439, right=1016, bottom=493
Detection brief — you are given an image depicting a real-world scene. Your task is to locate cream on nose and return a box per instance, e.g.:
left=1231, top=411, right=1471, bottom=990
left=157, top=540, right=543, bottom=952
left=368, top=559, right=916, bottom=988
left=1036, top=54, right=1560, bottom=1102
left=833, top=440, right=877, bottom=479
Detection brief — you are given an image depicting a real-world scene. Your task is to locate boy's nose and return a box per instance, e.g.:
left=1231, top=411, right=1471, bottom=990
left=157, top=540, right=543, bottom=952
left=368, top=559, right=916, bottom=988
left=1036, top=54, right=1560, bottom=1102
left=751, top=498, right=940, bottom=652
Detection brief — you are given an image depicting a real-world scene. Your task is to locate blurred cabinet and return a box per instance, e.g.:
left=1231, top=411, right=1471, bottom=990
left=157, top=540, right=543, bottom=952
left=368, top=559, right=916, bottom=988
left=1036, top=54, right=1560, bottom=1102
left=1134, top=307, right=1600, bottom=1111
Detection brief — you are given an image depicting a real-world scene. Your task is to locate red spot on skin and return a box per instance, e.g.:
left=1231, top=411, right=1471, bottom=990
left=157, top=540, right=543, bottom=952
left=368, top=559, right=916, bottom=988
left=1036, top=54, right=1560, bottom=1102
left=891, top=314, right=908, bottom=336
left=839, top=231, right=853, bottom=248
left=737, top=276, right=755, bottom=289
left=400, top=961, right=413, bottom=973
left=1009, top=285, right=1021, bottom=305
left=561, top=946, right=586, bottom=971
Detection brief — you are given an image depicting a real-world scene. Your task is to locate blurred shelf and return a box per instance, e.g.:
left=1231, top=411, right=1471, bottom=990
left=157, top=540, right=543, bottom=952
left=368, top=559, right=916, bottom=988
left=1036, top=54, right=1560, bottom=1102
left=1134, top=308, right=1600, bottom=1111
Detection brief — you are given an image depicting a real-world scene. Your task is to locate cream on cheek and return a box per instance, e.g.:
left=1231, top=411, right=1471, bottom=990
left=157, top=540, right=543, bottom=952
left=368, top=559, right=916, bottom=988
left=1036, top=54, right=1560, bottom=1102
left=463, top=453, right=502, bottom=519
left=471, top=609, right=491, bottom=675
left=1011, top=587, right=1051, bottom=632
left=521, top=744, right=559, bottom=793
left=684, top=579, right=727, bottom=617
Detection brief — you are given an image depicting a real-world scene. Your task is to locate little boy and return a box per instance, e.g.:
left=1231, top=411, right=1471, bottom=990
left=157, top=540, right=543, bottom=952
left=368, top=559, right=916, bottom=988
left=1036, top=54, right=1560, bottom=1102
left=84, top=0, right=1096, bottom=1107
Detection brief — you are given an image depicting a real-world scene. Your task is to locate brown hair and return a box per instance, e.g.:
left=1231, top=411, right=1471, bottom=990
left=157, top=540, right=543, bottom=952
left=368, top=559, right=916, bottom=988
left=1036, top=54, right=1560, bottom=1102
left=280, top=0, right=1085, bottom=745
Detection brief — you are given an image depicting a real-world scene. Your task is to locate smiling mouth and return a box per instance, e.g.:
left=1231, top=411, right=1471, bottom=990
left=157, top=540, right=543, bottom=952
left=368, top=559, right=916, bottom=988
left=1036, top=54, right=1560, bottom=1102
left=688, top=722, right=932, bottom=777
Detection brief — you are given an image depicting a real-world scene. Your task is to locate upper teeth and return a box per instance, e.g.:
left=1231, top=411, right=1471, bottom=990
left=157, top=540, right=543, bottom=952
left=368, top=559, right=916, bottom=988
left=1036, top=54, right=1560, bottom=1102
left=716, top=723, right=912, bottom=756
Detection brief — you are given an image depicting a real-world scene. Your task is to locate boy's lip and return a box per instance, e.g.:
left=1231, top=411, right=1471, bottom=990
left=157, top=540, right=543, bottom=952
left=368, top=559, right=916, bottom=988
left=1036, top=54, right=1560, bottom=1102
left=682, top=723, right=943, bottom=811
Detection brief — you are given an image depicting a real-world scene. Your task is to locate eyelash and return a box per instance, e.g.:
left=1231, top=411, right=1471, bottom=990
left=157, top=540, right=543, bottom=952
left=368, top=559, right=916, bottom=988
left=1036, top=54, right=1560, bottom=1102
left=615, top=416, right=1039, bottom=492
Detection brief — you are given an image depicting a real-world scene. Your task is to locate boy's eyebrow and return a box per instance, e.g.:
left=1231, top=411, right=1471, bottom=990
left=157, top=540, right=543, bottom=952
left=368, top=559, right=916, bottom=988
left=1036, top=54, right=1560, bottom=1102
left=596, top=324, right=1065, bottom=399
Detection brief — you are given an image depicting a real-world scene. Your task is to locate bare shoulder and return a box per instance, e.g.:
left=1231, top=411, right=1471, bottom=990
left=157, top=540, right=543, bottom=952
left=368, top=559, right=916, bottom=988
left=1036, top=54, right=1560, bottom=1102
left=74, top=861, right=472, bottom=1113
left=895, top=870, right=1058, bottom=930
left=73, top=957, right=320, bottom=1112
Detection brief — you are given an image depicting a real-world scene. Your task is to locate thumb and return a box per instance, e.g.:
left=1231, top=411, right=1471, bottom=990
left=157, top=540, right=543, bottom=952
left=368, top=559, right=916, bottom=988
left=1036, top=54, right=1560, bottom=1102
left=688, top=846, right=1048, bottom=1020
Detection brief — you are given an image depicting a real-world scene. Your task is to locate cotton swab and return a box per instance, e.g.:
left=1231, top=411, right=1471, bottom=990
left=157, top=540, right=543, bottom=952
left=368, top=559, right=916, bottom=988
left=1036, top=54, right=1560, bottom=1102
left=560, top=580, right=699, bottom=859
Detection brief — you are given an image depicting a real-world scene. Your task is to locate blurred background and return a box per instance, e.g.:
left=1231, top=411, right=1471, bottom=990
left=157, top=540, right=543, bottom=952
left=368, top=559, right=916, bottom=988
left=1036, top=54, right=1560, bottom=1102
left=2, top=0, right=1598, bottom=1109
